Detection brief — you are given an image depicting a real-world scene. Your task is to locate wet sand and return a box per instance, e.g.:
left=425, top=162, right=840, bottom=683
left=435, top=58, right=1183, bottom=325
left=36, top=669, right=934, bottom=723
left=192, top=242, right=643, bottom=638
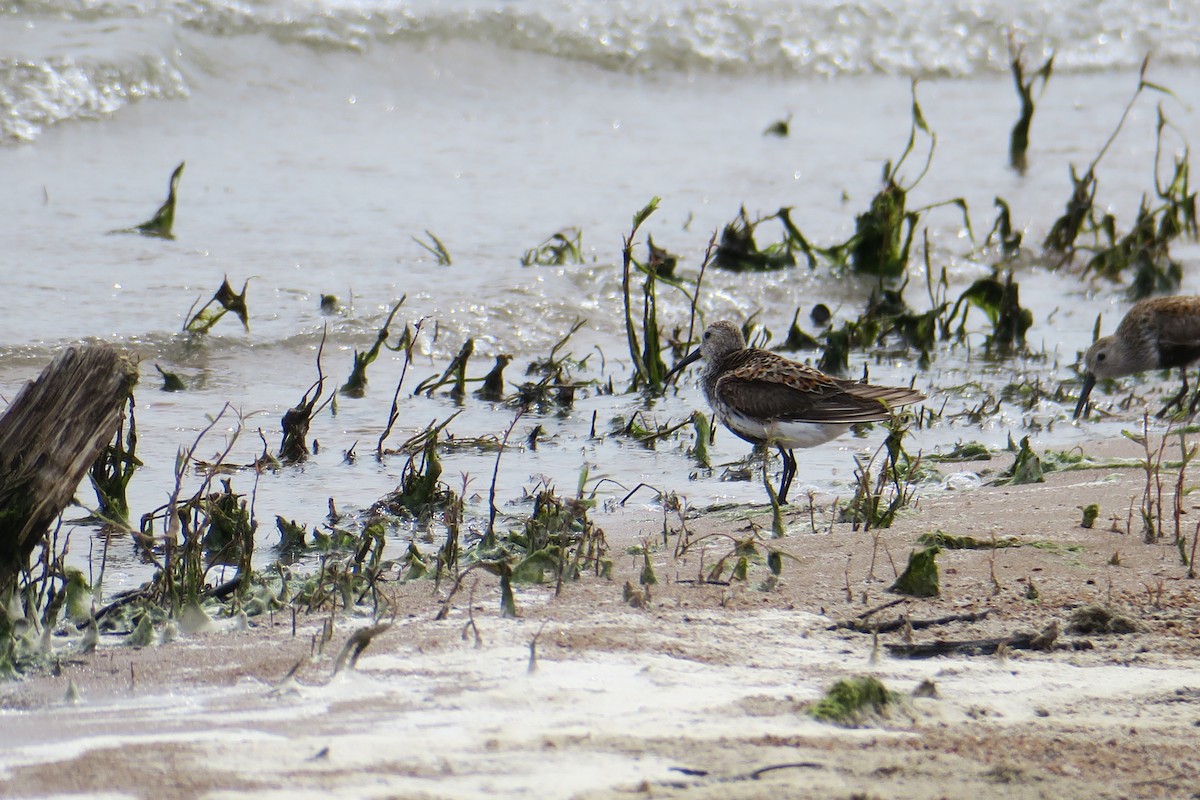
left=2, top=435, right=1198, bottom=799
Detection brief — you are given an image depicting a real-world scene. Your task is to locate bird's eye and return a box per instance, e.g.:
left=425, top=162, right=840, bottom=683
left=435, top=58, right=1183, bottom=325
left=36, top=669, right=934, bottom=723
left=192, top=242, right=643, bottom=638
left=703, top=331, right=711, bottom=340
left=1097, top=352, right=1106, bottom=362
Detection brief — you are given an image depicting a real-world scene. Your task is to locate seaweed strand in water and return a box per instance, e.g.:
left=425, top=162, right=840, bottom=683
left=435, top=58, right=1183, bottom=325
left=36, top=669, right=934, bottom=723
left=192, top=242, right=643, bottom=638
left=730, top=82, right=970, bottom=283
left=521, top=228, right=584, bottom=266
left=1083, top=106, right=1197, bottom=299
left=1043, top=57, right=1175, bottom=264
left=1007, top=34, right=1054, bottom=175
left=280, top=328, right=332, bottom=463
left=184, top=277, right=250, bottom=334
left=341, top=297, right=406, bottom=397
left=110, top=161, right=185, bottom=239
left=414, top=339, right=475, bottom=399
left=622, top=197, right=668, bottom=392
left=88, top=394, right=141, bottom=526
left=413, top=230, right=451, bottom=265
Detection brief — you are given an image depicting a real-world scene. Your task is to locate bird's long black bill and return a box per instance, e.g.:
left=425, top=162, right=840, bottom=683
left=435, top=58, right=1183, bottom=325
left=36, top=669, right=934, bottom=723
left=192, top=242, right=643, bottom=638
left=664, top=348, right=703, bottom=383
left=1074, top=372, right=1096, bottom=420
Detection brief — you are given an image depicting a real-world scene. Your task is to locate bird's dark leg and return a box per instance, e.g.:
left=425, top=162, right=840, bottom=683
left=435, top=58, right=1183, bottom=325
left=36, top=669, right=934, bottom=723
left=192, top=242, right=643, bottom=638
left=1158, top=369, right=1191, bottom=418
left=1188, top=367, right=1200, bottom=415
left=777, top=447, right=797, bottom=505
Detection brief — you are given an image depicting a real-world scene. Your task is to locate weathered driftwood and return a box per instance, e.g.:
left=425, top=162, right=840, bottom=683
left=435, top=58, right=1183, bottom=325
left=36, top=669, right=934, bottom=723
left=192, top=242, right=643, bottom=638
left=0, top=345, right=137, bottom=594
left=885, top=621, right=1066, bottom=658
left=830, top=609, right=992, bottom=634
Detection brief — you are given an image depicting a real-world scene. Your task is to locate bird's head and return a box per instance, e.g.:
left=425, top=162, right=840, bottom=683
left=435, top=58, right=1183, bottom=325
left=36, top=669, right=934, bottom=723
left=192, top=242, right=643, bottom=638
left=1075, top=335, right=1135, bottom=418
left=665, top=320, right=747, bottom=382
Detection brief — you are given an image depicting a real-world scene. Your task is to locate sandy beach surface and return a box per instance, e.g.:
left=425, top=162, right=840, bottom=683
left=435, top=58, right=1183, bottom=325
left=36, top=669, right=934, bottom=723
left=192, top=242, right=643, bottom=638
left=2, top=436, right=1198, bottom=800
left=5, top=1, right=1200, bottom=797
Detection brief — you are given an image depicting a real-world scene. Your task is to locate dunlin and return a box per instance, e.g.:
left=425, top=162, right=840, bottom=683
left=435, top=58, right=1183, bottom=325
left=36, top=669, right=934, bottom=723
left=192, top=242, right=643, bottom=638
left=666, top=320, right=925, bottom=504
left=1075, top=295, right=1200, bottom=419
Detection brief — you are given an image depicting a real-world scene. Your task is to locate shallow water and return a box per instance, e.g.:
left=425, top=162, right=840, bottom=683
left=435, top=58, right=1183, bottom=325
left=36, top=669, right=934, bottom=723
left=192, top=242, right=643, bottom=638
left=2, top=0, right=1200, bottom=586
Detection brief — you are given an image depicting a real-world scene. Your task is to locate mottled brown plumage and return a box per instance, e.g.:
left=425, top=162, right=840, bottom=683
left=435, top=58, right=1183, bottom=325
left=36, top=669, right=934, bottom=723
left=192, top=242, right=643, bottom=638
left=1076, top=296, right=1200, bottom=419
left=712, top=347, right=926, bottom=427
left=666, top=320, right=925, bottom=503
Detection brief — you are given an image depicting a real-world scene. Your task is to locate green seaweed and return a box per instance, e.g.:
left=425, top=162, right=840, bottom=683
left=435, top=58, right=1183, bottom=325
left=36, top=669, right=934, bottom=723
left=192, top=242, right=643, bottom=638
left=63, top=568, right=92, bottom=626
left=499, top=564, right=517, bottom=618
left=639, top=546, right=658, bottom=586
left=1026, top=541, right=1084, bottom=554
left=948, top=271, right=1033, bottom=352
left=689, top=411, right=712, bottom=469
left=621, top=198, right=672, bottom=392
left=809, top=676, right=896, bottom=726
left=889, top=545, right=940, bottom=597
left=413, top=230, right=451, bottom=265
left=521, top=228, right=584, bottom=266
left=645, top=235, right=678, bottom=278
left=478, top=485, right=610, bottom=588
left=849, top=170, right=917, bottom=279
left=918, top=531, right=1021, bottom=549
left=996, top=435, right=1044, bottom=485
left=926, top=441, right=991, bottom=463
left=275, top=516, right=308, bottom=552
left=763, top=112, right=791, bottom=137
left=777, top=307, right=822, bottom=351
left=111, top=161, right=184, bottom=239
left=340, top=297, right=406, bottom=397
left=1043, top=57, right=1177, bottom=265
left=712, top=207, right=797, bottom=272
left=383, top=426, right=452, bottom=516
left=88, top=394, right=141, bottom=526
left=126, top=613, right=155, bottom=647
left=986, top=197, right=1024, bottom=258
left=1084, top=108, right=1196, bottom=299
left=184, top=277, right=250, bottom=334
left=840, top=412, right=922, bottom=530
left=279, top=374, right=326, bottom=463
left=475, top=354, right=512, bottom=401
left=414, top=339, right=474, bottom=400
left=1007, top=37, right=1054, bottom=175
left=202, top=478, right=253, bottom=564
left=154, top=364, right=186, bottom=392
left=1043, top=163, right=1098, bottom=259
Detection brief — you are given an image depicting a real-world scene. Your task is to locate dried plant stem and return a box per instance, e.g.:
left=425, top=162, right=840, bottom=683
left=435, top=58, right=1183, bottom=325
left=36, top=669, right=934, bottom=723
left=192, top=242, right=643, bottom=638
left=377, top=317, right=424, bottom=455
left=486, top=409, right=525, bottom=546
left=1190, top=519, right=1199, bottom=580
left=680, top=231, right=717, bottom=371
left=1173, top=431, right=1195, bottom=545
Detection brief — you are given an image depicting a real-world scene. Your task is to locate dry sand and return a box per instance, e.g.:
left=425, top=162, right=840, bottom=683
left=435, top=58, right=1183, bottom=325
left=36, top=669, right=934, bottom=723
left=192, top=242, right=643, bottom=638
left=2, top=438, right=1199, bottom=800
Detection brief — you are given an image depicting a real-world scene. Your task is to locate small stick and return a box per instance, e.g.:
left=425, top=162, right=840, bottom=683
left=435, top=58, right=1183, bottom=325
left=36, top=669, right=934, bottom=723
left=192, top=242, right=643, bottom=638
left=528, top=621, right=548, bottom=674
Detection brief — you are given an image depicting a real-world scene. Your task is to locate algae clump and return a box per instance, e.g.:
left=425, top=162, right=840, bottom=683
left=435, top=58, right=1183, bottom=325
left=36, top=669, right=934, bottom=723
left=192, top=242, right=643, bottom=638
left=809, top=676, right=896, bottom=726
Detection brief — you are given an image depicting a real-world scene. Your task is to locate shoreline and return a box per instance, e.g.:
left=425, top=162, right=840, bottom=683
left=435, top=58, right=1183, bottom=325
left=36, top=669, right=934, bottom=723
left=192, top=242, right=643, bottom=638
left=2, top=435, right=1199, bottom=799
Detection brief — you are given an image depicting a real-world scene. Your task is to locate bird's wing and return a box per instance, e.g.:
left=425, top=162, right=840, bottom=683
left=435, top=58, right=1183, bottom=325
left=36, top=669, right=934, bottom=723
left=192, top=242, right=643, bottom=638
left=1138, top=297, right=1200, bottom=369
left=833, top=378, right=926, bottom=408
left=1122, top=296, right=1200, bottom=345
left=716, top=352, right=923, bottom=424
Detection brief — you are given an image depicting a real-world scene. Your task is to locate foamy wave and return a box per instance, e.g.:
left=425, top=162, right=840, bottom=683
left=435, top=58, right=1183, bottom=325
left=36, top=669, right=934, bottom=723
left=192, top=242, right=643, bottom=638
left=462, top=1, right=1196, bottom=75
left=0, top=47, right=187, bottom=144
left=3, top=0, right=1197, bottom=142
left=12, top=0, right=1200, bottom=77
left=184, top=0, right=1199, bottom=77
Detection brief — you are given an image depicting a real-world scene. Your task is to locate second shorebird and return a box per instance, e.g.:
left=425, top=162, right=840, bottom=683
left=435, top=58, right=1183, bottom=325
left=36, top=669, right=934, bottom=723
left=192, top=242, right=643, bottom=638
left=666, top=320, right=925, bottom=504
left=1075, top=295, right=1200, bottom=419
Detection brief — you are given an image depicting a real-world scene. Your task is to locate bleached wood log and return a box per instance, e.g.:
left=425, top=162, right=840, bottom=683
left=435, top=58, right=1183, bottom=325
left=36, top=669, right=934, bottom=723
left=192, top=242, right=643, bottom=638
left=0, top=345, right=137, bottom=592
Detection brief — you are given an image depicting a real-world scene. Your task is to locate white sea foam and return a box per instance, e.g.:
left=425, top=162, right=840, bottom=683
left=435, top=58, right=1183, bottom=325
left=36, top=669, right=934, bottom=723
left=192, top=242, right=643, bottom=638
left=3, top=0, right=1196, bottom=143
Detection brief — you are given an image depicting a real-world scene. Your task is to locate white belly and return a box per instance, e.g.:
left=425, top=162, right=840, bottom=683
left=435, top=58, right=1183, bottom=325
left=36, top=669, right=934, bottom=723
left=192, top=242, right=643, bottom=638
left=720, top=410, right=851, bottom=449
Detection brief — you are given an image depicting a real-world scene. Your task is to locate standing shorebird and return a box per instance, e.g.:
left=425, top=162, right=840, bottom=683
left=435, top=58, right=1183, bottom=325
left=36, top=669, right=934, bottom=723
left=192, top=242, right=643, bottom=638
left=665, top=320, right=925, bottom=504
left=1075, top=296, right=1200, bottom=419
